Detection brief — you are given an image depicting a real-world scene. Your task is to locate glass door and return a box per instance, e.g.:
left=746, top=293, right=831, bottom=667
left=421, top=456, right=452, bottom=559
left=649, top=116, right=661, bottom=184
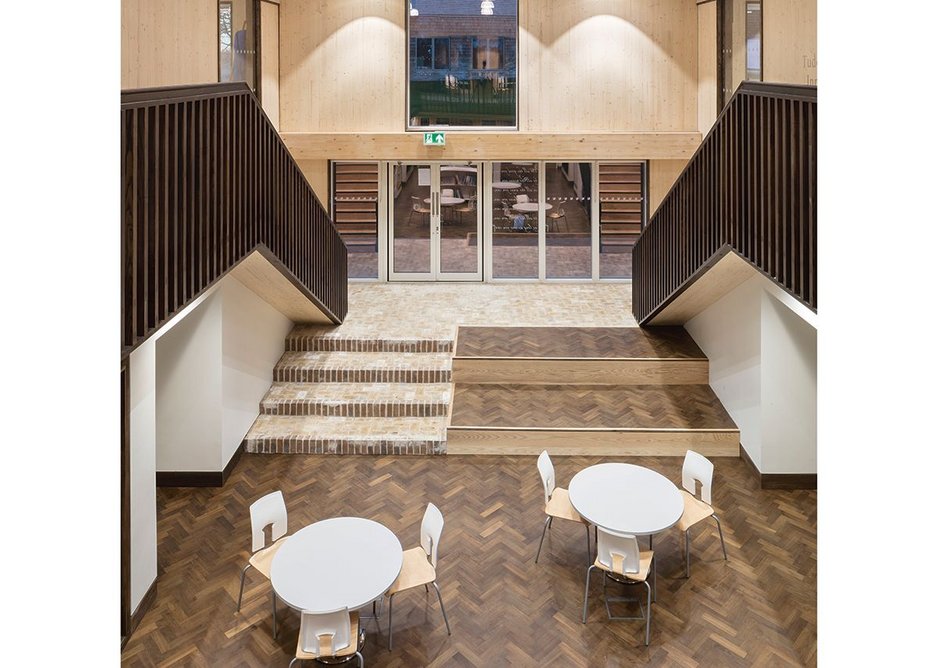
left=389, top=162, right=482, bottom=281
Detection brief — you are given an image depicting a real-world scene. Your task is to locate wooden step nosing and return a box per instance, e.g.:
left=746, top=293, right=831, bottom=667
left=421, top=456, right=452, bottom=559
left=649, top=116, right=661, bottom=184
left=451, top=355, right=708, bottom=362
left=446, top=425, right=739, bottom=433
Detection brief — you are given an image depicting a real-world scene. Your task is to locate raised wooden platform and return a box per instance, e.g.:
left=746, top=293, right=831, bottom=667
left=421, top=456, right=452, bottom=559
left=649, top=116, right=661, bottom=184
left=452, top=326, right=709, bottom=384
left=447, top=326, right=739, bottom=456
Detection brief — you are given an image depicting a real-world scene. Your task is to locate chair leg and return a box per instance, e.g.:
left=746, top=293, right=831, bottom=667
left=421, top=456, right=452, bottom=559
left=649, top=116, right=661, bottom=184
left=271, top=589, right=278, bottom=638
left=643, top=581, right=652, bottom=646
left=582, top=565, right=596, bottom=623
left=355, top=651, right=364, bottom=668
left=387, top=593, right=395, bottom=650
left=237, top=563, right=252, bottom=611
left=288, top=658, right=299, bottom=668
left=713, top=514, right=728, bottom=561
left=685, top=528, right=691, bottom=578
left=432, top=581, right=452, bottom=636
left=584, top=523, right=592, bottom=565
left=535, top=516, right=551, bottom=563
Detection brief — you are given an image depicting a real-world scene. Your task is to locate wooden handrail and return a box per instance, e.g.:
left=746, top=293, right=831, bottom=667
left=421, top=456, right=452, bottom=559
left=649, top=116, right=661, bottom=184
left=632, top=81, right=817, bottom=324
left=120, top=82, right=347, bottom=357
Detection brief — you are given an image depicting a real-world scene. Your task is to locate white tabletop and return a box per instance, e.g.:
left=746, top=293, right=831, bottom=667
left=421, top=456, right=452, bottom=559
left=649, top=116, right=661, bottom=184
left=271, top=517, right=403, bottom=613
left=426, top=197, right=465, bottom=206
left=568, top=463, right=684, bottom=535
left=512, top=202, right=553, bottom=212
left=440, top=166, right=477, bottom=173
left=492, top=181, right=520, bottom=189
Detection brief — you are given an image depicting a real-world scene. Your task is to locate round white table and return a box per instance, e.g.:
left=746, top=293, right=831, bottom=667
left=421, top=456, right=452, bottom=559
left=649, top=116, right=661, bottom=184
left=568, top=463, right=684, bottom=535
left=271, top=517, right=403, bottom=613
left=492, top=181, right=520, bottom=189
left=512, top=202, right=553, bottom=213
left=425, top=196, right=465, bottom=206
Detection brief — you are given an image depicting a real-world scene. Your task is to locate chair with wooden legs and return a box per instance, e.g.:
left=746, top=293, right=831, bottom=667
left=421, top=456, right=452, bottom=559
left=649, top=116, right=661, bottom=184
left=289, top=608, right=363, bottom=668
left=386, top=503, right=452, bottom=650
left=237, top=490, right=289, bottom=638
left=409, top=196, right=430, bottom=225
left=535, top=450, right=591, bottom=564
left=678, top=450, right=728, bottom=577
left=582, top=527, right=656, bottom=646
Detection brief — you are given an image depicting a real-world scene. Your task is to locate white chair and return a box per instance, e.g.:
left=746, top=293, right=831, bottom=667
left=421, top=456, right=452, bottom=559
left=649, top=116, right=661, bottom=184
left=516, top=193, right=530, bottom=204
left=441, top=188, right=454, bottom=197
left=582, top=527, right=656, bottom=646
left=535, top=451, right=591, bottom=564
left=289, top=608, right=363, bottom=668
left=386, top=503, right=452, bottom=650
left=678, top=450, right=728, bottom=577
left=237, top=490, right=289, bottom=637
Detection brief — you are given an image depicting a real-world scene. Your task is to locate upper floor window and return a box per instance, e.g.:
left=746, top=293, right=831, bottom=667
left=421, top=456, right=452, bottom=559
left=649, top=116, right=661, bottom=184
left=408, top=0, right=518, bottom=129
left=219, top=0, right=257, bottom=92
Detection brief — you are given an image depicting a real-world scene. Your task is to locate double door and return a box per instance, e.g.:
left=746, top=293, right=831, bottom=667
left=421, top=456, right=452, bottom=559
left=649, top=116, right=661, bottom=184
left=389, top=162, right=482, bottom=281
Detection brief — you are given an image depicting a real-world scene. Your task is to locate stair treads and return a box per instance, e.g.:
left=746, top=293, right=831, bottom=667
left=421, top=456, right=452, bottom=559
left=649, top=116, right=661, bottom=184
left=286, top=327, right=453, bottom=353
left=454, top=326, right=706, bottom=360
left=449, top=384, right=737, bottom=430
left=261, top=382, right=451, bottom=417
left=274, top=351, right=452, bottom=384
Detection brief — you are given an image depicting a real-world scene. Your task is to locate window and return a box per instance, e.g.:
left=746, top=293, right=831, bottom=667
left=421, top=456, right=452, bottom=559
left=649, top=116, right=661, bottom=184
left=720, top=0, right=762, bottom=106
left=408, top=0, right=518, bottom=129
left=218, top=0, right=257, bottom=92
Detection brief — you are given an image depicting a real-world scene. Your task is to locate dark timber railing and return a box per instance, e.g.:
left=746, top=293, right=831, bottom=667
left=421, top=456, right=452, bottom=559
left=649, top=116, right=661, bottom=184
left=121, top=82, right=347, bottom=357
left=119, top=83, right=347, bottom=639
left=632, top=82, right=817, bottom=324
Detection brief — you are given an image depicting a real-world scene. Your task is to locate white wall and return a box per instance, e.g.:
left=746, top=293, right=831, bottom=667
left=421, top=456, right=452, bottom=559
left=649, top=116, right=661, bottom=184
left=686, top=271, right=817, bottom=475
left=129, top=337, right=158, bottom=613
left=221, top=278, right=294, bottom=466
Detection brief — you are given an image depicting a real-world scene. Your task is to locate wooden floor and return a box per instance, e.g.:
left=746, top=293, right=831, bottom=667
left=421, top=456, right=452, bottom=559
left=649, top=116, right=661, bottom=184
left=455, top=326, right=706, bottom=359
left=121, top=454, right=816, bottom=667
left=449, top=384, right=737, bottom=430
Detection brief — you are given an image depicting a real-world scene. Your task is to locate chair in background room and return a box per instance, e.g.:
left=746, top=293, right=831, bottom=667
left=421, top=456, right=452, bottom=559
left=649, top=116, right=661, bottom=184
left=678, top=450, right=728, bottom=577
left=516, top=193, right=530, bottom=204
left=582, top=527, right=656, bottom=646
left=289, top=608, right=363, bottom=668
left=535, top=450, right=591, bottom=564
left=547, top=207, right=567, bottom=232
left=454, top=198, right=476, bottom=224
left=385, top=503, right=452, bottom=650
left=409, top=195, right=430, bottom=225
left=237, top=490, right=290, bottom=637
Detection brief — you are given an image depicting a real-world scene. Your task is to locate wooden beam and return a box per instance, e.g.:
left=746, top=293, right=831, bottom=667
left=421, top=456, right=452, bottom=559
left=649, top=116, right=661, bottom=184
left=280, top=132, right=701, bottom=161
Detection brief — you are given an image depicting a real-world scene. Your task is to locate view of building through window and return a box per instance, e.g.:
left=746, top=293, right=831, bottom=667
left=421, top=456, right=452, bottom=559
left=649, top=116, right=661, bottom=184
left=218, top=0, right=256, bottom=92
left=408, top=0, right=518, bottom=128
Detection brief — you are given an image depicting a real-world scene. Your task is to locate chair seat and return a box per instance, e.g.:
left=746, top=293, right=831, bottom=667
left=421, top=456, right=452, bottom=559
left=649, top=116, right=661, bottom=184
left=545, top=487, right=585, bottom=523
left=248, top=535, right=289, bottom=579
left=388, top=546, right=436, bottom=595
left=677, top=490, right=715, bottom=532
left=294, top=612, right=360, bottom=660
left=594, top=550, right=654, bottom=582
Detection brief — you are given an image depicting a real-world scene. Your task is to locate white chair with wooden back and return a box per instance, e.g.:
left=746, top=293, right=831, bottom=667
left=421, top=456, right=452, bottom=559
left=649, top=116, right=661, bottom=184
left=289, top=607, right=363, bottom=668
left=237, top=490, right=289, bottom=637
left=385, top=503, right=452, bottom=650
left=678, top=450, right=728, bottom=577
left=535, top=450, right=591, bottom=564
left=582, top=527, right=656, bottom=646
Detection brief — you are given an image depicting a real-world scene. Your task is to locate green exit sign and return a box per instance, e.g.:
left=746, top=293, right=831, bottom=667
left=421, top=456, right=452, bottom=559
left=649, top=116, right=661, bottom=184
left=423, top=131, right=446, bottom=146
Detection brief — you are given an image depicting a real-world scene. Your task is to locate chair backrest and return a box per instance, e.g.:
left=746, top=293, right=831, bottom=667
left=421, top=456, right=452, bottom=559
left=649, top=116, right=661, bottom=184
left=442, top=188, right=454, bottom=197
left=298, top=608, right=352, bottom=657
left=537, top=450, right=556, bottom=505
left=682, top=449, right=714, bottom=505
left=420, top=502, right=445, bottom=568
left=249, top=490, right=288, bottom=553
left=516, top=193, right=529, bottom=204
left=595, top=527, right=641, bottom=575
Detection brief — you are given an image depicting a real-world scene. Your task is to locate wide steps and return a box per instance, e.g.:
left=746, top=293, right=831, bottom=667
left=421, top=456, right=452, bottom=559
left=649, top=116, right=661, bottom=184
left=274, top=351, right=452, bottom=384
left=260, top=382, right=451, bottom=417
left=244, top=415, right=447, bottom=455
left=287, top=327, right=452, bottom=353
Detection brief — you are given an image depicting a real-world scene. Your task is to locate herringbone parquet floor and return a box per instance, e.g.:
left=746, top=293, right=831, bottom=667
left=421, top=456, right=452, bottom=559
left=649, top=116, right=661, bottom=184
left=121, top=454, right=816, bottom=667
left=454, top=327, right=705, bottom=359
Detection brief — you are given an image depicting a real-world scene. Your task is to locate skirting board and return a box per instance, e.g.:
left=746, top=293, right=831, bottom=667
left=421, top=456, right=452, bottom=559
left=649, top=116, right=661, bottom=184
left=156, top=442, right=245, bottom=488
left=122, top=577, right=157, bottom=648
left=740, top=443, right=817, bottom=490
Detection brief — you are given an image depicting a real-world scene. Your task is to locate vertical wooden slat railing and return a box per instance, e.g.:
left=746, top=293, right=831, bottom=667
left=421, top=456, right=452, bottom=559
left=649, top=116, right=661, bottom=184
left=121, top=82, right=347, bottom=358
left=632, top=82, right=816, bottom=325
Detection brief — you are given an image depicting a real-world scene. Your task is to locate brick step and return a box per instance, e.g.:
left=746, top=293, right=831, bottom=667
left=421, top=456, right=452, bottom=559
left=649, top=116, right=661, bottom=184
left=274, top=352, right=452, bottom=383
left=260, top=382, right=452, bottom=417
left=287, top=326, right=453, bottom=353
left=244, top=415, right=447, bottom=455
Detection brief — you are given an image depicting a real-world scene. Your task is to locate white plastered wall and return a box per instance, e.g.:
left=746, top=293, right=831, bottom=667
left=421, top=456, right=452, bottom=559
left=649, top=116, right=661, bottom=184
left=129, top=337, right=158, bottom=614
left=685, top=272, right=817, bottom=475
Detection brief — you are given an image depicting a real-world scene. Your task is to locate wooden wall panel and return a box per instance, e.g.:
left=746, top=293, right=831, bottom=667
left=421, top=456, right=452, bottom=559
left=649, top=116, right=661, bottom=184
left=764, top=0, right=817, bottom=85
left=697, top=1, right=718, bottom=135
left=297, top=160, right=331, bottom=213
left=260, top=1, right=280, bottom=129
left=279, top=0, right=407, bottom=132
left=648, top=159, right=688, bottom=216
left=519, top=0, right=698, bottom=132
left=121, top=0, right=217, bottom=89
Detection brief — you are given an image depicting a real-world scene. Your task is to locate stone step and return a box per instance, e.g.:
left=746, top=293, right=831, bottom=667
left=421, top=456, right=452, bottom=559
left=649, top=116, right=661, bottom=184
left=286, top=326, right=453, bottom=353
left=244, top=415, right=447, bottom=455
left=260, top=382, right=452, bottom=417
left=274, top=351, right=452, bottom=384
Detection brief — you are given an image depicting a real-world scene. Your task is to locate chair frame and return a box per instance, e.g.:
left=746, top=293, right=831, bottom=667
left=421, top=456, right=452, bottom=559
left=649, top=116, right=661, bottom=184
left=288, top=608, right=364, bottom=668
left=535, top=451, right=591, bottom=565
left=681, top=450, right=728, bottom=577
left=237, top=490, right=288, bottom=638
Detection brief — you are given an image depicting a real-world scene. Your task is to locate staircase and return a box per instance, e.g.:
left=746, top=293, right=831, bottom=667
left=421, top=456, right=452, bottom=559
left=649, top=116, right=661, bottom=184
left=244, top=327, right=453, bottom=455
left=446, top=326, right=739, bottom=456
